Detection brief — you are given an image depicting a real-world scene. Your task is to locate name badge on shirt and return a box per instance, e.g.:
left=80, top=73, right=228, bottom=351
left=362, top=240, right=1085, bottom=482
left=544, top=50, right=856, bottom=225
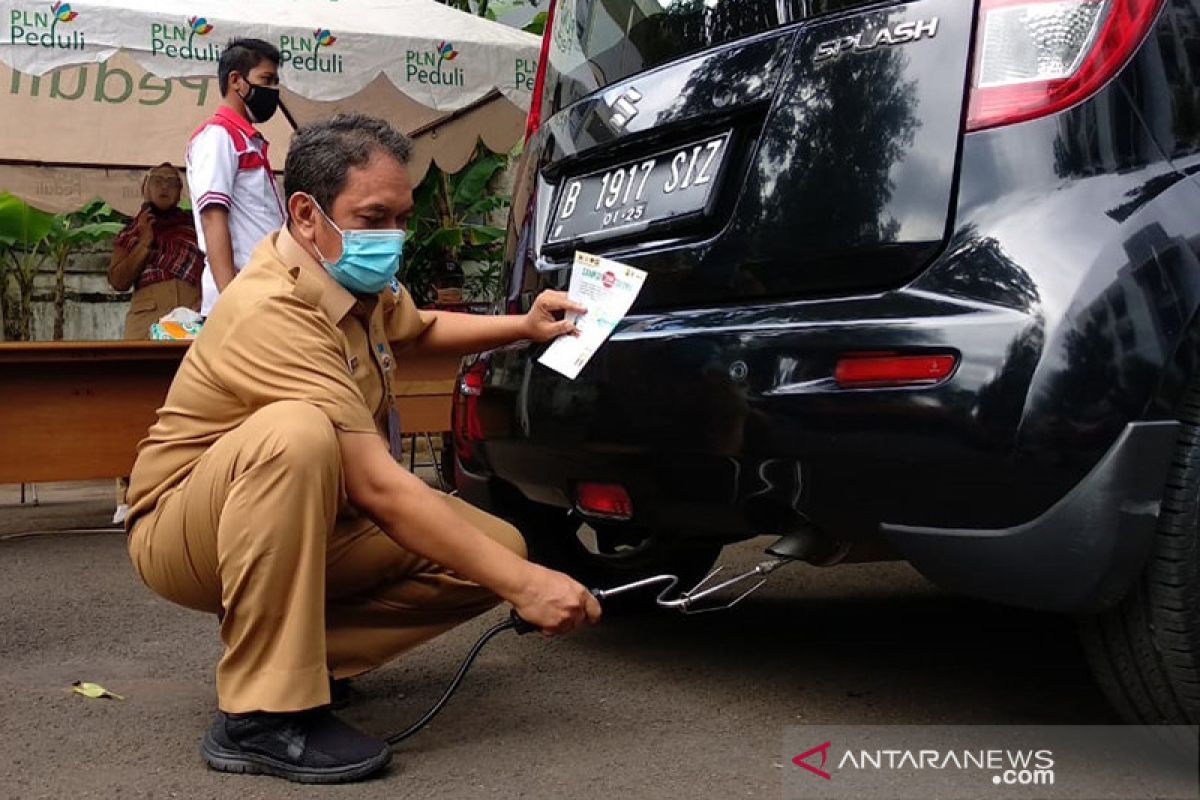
left=376, top=342, right=393, bottom=372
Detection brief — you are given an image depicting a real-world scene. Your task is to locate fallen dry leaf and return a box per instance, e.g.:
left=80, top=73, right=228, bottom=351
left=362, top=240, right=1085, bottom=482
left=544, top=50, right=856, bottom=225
left=71, top=681, right=124, bottom=701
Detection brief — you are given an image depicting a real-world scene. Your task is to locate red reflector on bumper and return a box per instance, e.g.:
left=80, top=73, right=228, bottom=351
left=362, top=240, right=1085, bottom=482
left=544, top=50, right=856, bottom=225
left=834, top=354, right=957, bottom=388
left=575, top=483, right=633, bottom=520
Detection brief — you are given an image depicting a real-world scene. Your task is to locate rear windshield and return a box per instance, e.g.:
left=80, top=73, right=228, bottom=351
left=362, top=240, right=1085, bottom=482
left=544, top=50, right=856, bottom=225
left=544, top=0, right=868, bottom=112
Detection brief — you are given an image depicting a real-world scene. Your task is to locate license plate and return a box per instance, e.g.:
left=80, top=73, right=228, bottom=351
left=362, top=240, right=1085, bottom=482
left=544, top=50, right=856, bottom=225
left=545, top=133, right=730, bottom=247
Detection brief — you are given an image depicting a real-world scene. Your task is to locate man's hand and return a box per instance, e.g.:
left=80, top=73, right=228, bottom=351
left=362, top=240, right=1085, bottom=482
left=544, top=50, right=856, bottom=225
left=523, top=290, right=587, bottom=343
left=199, top=206, right=237, bottom=292
left=511, top=563, right=602, bottom=635
left=408, top=289, right=587, bottom=357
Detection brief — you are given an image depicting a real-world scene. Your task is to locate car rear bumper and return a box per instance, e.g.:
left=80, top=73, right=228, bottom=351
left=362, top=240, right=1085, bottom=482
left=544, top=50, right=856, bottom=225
left=461, top=419, right=1178, bottom=613
left=458, top=281, right=1183, bottom=613
left=882, top=420, right=1179, bottom=613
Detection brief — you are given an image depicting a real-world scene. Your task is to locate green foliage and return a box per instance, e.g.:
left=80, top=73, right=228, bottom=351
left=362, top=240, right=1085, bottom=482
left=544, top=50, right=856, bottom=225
left=0, top=194, right=123, bottom=340
left=0, top=193, right=53, bottom=248
left=0, top=193, right=54, bottom=341
left=403, top=148, right=510, bottom=306
left=438, top=0, right=540, bottom=19
left=46, top=200, right=125, bottom=255
left=523, top=11, right=549, bottom=34
left=462, top=261, right=503, bottom=302
left=46, top=200, right=125, bottom=340
left=434, top=0, right=548, bottom=35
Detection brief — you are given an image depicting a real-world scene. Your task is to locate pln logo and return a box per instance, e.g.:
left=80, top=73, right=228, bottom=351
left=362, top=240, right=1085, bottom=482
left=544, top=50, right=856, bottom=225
left=279, top=27, right=343, bottom=73
left=51, top=2, right=77, bottom=23
left=514, top=56, right=536, bottom=92
left=150, top=16, right=219, bottom=62
left=9, top=1, right=86, bottom=50
left=406, top=41, right=464, bottom=87
left=187, top=15, right=212, bottom=39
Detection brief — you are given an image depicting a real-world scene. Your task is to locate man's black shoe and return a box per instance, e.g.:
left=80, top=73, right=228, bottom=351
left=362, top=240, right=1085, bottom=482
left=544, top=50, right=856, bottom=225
left=202, top=708, right=391, bottom=784
left=330, top=676, right=358, bottom=710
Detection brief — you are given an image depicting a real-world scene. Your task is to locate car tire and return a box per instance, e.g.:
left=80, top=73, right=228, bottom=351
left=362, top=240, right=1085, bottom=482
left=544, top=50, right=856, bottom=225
left=1080, top=389, right=1200, bottom=725
left=513, top=504, right=722, bottom=611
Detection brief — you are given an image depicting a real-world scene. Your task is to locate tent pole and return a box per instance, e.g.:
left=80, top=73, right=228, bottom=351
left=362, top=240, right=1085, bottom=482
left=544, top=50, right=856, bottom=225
left=278, top=97, right=299, bottom=131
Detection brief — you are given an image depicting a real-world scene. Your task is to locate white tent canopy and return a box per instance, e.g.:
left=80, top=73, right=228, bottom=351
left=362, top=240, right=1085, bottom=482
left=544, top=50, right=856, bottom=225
left=0, top=0, right=540, bottom=213
left=1, top=0, right=540, bottom=107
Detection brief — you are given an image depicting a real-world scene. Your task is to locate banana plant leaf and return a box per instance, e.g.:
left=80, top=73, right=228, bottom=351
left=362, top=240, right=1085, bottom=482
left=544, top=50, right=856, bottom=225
left=452, top=153, right=507, bottom=209
left=0, top=193, right=53, bottom=247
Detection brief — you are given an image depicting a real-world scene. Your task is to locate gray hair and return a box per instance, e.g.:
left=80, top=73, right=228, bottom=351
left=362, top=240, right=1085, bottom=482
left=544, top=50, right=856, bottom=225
left=283, top=113, right=413, bottom=213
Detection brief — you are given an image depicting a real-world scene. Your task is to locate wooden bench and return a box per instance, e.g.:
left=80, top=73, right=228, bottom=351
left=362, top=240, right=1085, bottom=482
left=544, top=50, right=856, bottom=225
left=0, top=341, right=458, bottom=484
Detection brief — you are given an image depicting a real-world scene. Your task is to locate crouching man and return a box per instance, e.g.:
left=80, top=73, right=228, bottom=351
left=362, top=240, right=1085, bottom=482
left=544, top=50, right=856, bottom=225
left=124, top=113, right=600, bottom=785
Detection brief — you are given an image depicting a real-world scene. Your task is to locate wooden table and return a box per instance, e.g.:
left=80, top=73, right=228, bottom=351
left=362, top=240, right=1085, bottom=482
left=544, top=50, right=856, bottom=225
left=0, top=341, right=458, bottom=484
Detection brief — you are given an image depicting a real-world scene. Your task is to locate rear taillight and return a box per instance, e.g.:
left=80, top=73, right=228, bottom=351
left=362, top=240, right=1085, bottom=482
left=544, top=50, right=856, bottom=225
left=453, top=359, right=487, bottom=463
left=524, top=0, right=558, bottom=142
left=834, top=353, right=958, bottom=388
left=458, top=365, right=484, bottom=397
left=966, top=0, right=1164, bottom=132
left=575, top=483, right=634, bottom=521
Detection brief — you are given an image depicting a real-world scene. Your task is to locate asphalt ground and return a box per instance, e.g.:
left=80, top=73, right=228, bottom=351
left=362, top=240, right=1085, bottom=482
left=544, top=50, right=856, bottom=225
left=0, top=481, right=1116, bottom=800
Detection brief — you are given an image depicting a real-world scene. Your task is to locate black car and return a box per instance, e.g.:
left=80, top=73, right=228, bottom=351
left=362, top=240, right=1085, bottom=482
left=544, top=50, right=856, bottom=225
left=452, top=0, right=1200, bottom=725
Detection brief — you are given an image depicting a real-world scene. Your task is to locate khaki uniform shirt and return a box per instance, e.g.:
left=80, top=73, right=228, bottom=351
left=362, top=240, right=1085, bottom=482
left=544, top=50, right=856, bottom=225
left=126, top=227, right=432, bottom=526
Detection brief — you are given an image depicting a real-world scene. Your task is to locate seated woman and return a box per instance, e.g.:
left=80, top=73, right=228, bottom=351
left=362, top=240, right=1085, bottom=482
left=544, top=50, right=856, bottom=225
left=109, top=163, right=204, bottom=339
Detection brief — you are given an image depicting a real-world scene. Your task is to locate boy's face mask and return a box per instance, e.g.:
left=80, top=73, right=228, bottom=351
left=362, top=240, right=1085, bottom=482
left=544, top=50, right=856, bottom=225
left=238, top=80, right=279, bottom=124
left=306, top=194, right=406, bottom=296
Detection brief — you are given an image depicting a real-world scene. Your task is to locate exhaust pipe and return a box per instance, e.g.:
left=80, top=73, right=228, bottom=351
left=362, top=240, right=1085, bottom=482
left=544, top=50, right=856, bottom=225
left=765, top=522, right=849, bottom=566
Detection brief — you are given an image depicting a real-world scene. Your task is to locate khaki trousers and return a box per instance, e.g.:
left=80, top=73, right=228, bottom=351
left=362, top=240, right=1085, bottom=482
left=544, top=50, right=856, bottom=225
left=127, top=400, right=526, bottom=714
left=123, top=278, right=201, bottom=339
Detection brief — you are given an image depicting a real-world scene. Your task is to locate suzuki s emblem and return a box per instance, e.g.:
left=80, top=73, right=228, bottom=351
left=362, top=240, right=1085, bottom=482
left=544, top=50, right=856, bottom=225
left=814, top=17, right=939, bottom=62
left=606, top=86, right=643, bottom=130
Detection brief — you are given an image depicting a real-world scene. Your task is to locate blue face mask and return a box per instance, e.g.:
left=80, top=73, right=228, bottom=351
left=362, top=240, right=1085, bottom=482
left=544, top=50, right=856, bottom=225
left=309, top=197, right=406, bottom=295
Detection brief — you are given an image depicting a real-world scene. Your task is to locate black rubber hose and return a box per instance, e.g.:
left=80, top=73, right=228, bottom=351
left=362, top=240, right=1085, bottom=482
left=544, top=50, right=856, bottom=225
left=385, top=617, right=521, bottom=746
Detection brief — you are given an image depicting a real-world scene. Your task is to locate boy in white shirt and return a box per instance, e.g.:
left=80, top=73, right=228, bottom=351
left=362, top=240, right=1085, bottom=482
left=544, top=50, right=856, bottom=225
left=187, top=38, right=287, bottom=317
